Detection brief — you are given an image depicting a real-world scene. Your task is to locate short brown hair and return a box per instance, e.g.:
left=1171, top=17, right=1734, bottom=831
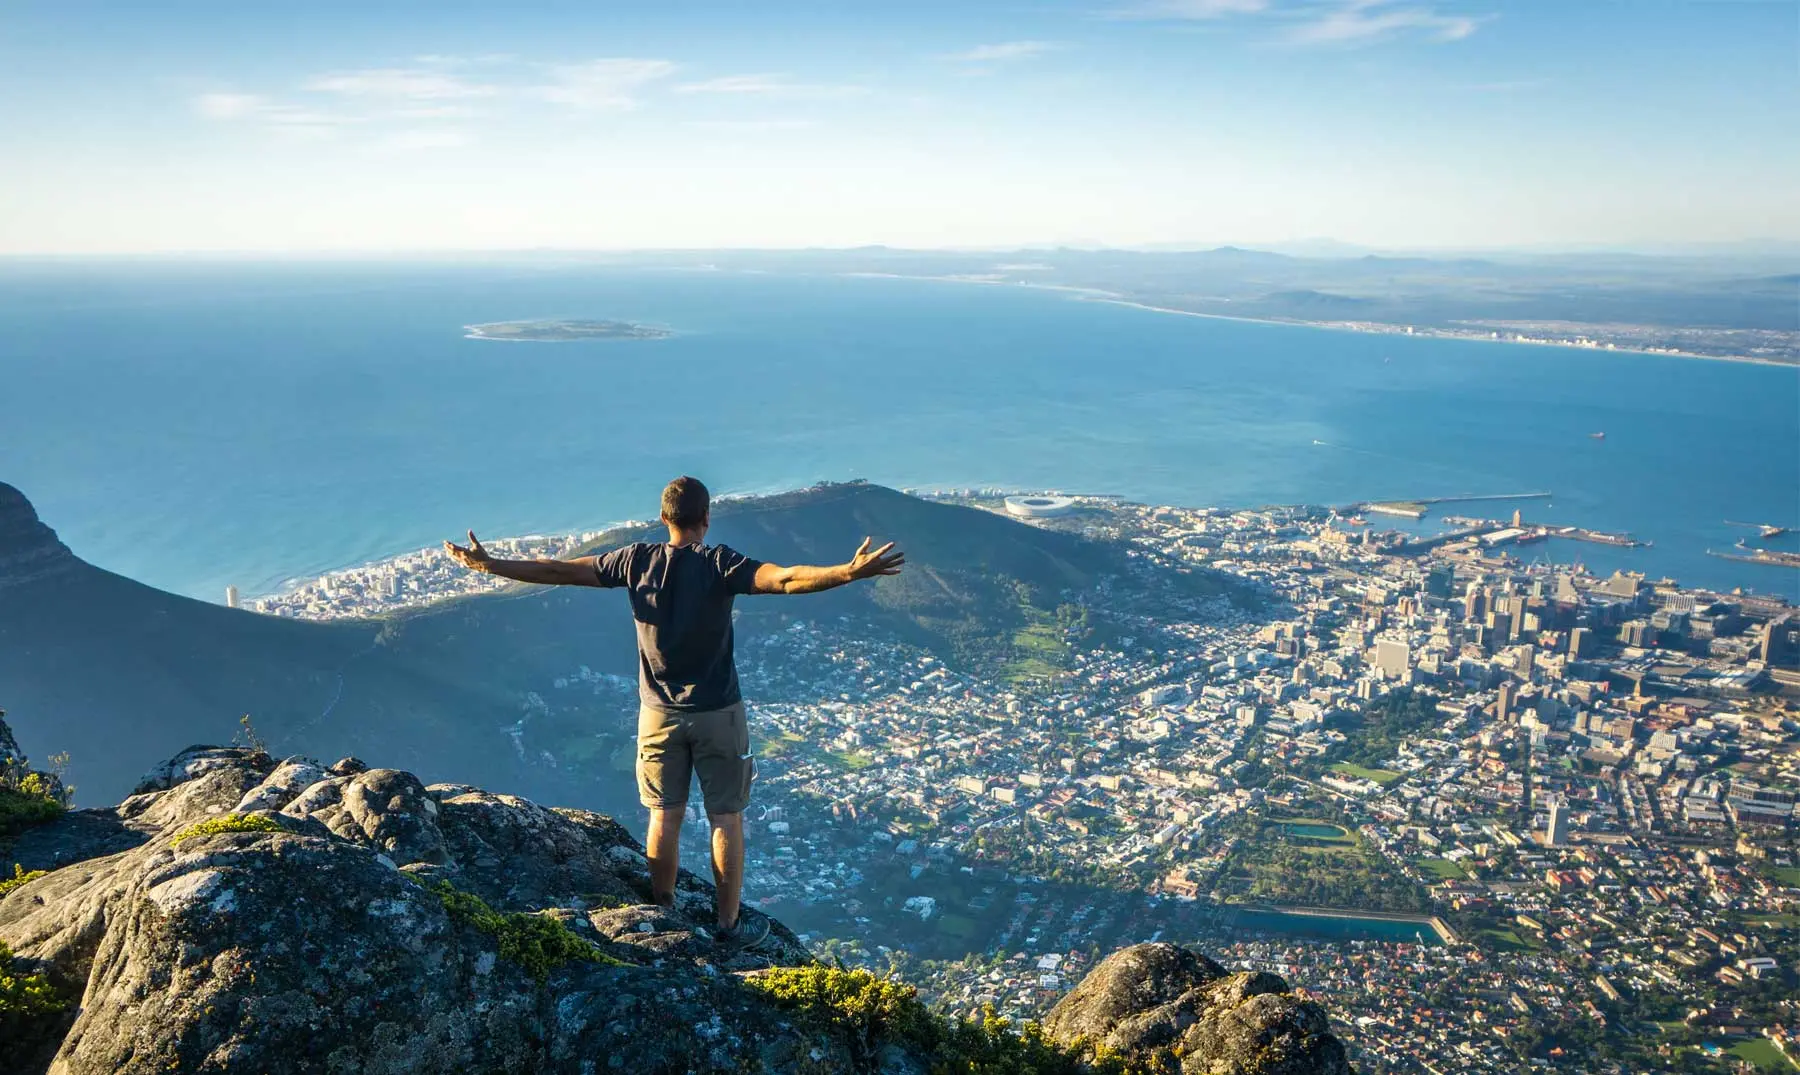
left=661, top=476, right=710, bottom=528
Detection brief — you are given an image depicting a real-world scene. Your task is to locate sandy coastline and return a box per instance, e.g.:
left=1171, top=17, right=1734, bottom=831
left=1091, top=298, right=1794, bottom=368
left=834, top=270, right=1794, bottom=368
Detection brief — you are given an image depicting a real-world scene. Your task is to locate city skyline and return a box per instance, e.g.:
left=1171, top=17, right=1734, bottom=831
left=3, top=0, right=1797, bottom=254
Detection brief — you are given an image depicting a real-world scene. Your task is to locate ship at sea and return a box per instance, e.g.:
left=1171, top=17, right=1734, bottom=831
left=1589, top=432, right=1606, bottom=440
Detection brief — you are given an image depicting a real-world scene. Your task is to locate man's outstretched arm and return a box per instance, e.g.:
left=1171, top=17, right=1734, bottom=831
left=443, top=531, right=602, bottom=586
left=751, top=537, right=905, bottom=595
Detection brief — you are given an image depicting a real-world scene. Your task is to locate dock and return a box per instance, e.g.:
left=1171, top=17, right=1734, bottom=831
left=1345, top=492, right=1553, bottom=517
left=1709, top=548, right=1800, bottom=569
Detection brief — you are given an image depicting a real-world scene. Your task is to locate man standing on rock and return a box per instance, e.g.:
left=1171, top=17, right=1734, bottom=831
left=445, top=476, right=904, bottom=948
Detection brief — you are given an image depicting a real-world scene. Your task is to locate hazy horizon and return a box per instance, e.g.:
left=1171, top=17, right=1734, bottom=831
left=2, top=238, right=1797, bottom=261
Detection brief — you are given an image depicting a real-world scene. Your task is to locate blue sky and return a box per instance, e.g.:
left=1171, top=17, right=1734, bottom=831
left=2, top=0, right=1795, bottom=252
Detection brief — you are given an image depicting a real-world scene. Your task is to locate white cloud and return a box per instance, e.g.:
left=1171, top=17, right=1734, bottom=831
left=1123, top=0, right=1269, bottom=17
left=1119, top=0, right=1483, bottom=44
left=304, top=68, right=497, bottom=99
left=684, top=118, right=818, bottom=132
left=411, top=53, right=517, bottom=66
left=387, top=128, right=472, bottom=150
left=673, top=73, right=867, bottom=98
left=386, top=105, right=483, bottom=120
left=675, top=74, right=790, bottom=94
left=942, top=41, right=1062, bottom=63
left=194, top=92, right=267, bottom=120
left=1461, top=77, right=1547, bottom=92
left=536, top=58, right=678, bottom=110
left=193, top=92, right=349, bottom=132
left=1286, top=1, right=1485, bottom=45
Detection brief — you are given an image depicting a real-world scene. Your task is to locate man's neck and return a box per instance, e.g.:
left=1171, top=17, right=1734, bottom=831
left=666, top=527, right=707, bottom=547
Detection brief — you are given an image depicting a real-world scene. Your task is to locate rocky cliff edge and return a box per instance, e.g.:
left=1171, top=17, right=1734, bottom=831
left=0, top=720, right=1348, bottom=1074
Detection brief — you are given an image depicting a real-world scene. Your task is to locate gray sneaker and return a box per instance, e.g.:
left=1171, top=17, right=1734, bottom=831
left=715, top=909, right=771, bottom=950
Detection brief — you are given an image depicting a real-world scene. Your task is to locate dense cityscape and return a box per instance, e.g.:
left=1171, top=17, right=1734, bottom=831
left=252, top=490, right=1800, bottom=1074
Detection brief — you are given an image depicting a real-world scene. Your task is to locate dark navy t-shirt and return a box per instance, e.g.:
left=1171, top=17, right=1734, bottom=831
left=591, top=542, right=764, bottom=713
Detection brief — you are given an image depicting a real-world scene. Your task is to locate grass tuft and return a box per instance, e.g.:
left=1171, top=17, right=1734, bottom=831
left=748, top=964, right=1172, bottom=1074
left=0, top=780, right=65, bottom=839
left=0, top=864, right=48, bottom=899
left=430, top=880, right=625, bottom=980
left=0, top=937, right=70, bottom=1058
left=170, top=812, right=285, bottom=846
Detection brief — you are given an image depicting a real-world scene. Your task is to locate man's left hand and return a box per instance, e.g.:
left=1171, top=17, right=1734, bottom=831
left=444, top=530, right=492, bottom=573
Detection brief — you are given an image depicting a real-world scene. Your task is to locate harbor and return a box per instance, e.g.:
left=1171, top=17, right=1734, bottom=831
left=1347, top=492, right=1649, bottom=556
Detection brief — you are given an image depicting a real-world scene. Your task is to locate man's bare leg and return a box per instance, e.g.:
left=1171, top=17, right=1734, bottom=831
left=646, top=807, right=683, bottom=909
left=709, top=811, right=744, bottom=929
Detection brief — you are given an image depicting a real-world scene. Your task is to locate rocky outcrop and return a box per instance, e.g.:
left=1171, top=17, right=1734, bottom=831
left=0, top=483, right=75, bottom=589
left=1, top=717, right=1350, bottom=1074
left=1043, top=943, right=1351, bottom=1075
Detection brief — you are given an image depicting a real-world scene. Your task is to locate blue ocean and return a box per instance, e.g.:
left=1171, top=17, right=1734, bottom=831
left=3, top=260, right=1796, bottom=602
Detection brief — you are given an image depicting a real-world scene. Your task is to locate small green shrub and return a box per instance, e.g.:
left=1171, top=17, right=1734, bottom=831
left=430, top=880, right=623, bottom=980
left=749, top=962, right=935, bottom=1060
left=0, top=781, right=64, bottom=839
left=0, top=937, right=70, bottom=1059
left=0, top=865, right=48, bottom=898
left=745, top=965, right=1168, bottom=1074
left=170, top=812, right=284, bottom=846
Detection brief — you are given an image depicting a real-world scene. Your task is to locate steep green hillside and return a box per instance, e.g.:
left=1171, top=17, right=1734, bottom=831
left=1, top=481, right=1239, bottom=808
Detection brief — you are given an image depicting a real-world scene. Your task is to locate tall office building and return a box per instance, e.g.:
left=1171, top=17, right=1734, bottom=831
left=225, top=585, right=239, bottom=609
left=1554, top=573, right=1580, bottom=604
left=1546, top=798, right=1569, bottom=846
left=1569, top=627, right=1591, bottom=660
left=1762, top=613, right=1800, bottom=668
left=1515, top=644, right=1536, bottom=682
left=1375, top=638, right=1411, bottom=680
left=1488, top=612, right=1512, bottom=651
left=1463, top=585, right=1487, bottom=623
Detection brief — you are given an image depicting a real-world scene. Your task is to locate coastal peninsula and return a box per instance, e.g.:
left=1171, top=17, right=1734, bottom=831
left=464, top=318, right=672, bottom=342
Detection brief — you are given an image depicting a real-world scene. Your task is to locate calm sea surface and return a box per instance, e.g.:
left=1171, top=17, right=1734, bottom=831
left=2, top=261, right=1795, bottom=602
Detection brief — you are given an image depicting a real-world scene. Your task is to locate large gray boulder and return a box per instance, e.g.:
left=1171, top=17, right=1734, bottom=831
left=1043, top=942, right=1350, bottom=1075
left=0, top=745, right=823, bottom=1074
left=2, top=729, right=1352, bottom=1075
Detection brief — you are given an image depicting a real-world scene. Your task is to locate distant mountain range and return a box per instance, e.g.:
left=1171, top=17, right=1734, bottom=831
left=0, top=481, right=1238, bottom=806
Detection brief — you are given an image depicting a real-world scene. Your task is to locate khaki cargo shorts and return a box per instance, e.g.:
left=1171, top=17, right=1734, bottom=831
left=636, top=702, right=755, bottom=816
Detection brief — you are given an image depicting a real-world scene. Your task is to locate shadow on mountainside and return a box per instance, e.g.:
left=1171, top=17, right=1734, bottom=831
left=1, top=480, right=1256, bottom=808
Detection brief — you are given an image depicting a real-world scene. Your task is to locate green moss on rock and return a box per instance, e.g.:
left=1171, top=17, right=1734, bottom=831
left=0, top=937, right=70, bottom=1064
left=0, top=781, right=64, bottom=839
left=170, top=812, right=285, bottom=846
left=430, top=880, right=624, bottom=980
left=747, top=965, right=1164, bottom=1075
left=0, top=864, right=48, bottom=898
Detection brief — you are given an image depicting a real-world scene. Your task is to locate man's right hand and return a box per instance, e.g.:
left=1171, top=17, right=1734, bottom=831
left=847, top=537, right=906, bottom=581
left=443, top=530, right=492, bottom=573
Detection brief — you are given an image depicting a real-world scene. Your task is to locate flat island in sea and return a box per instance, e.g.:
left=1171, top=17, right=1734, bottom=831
left=464, top=318, right=672, bottom=342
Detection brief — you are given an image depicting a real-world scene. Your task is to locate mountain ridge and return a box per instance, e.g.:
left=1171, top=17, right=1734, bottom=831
left=0, top=483, right=76, bottom=589
left=0, top=480, right=1246, bottom=806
